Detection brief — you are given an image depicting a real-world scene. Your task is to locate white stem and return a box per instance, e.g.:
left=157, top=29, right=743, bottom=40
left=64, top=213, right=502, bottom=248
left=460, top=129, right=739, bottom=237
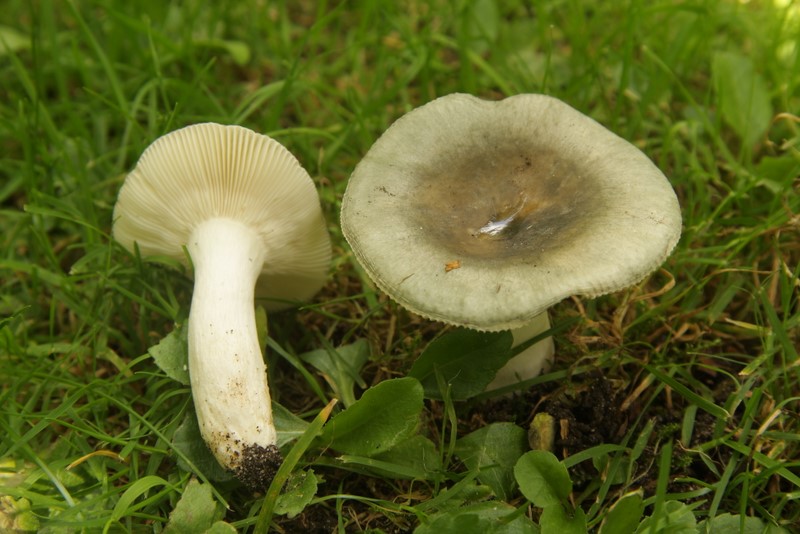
left=486, top=312, right=555, bottom=391
left=187, top=217, right=279, bottom=489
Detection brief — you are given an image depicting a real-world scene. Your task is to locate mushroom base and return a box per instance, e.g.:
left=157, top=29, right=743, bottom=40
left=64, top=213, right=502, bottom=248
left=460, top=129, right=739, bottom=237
left=234, top=443, right=283, bottom=492
left=486, top=312, right=554, bottom=391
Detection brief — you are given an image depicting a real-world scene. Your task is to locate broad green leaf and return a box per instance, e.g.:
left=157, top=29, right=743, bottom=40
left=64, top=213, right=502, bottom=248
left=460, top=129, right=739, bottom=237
left=599, top=490, right=644, bottom=534
left=514, top=451, right=571, bottom=508
left=272, top=402, right=310, bottom=448
left=592, top=453, right=629, bottom=486
left=173, top=411, right=234, bottom=483
left=54, top=466, right=85, bottom=489
left=416, top=475, right=493, bottom=513
left=366, top=435, right=443, bottom=480
left=148, top=323, right=190, bottom=385
left=408, top=329, right=513, bottom=400
left=0, top=25, right=29, bottom=54
left=320, top=377, right=424, bottom=456
left=274, top=470, right=318, bottom=519
left=635, top=500, right=696, bottom=533
left=539, top=504, right=587, bottom=534
left=697, top=513, right=789, bottom=534
left=163, top=478, right=226, bottom=534
left=755, top=156, right=800, bottom=194
left=300, top=338, right=370, bottom=407
left=108, top=476, right=171, bottom=526
left=455, top=423, right=527, bottom=500
left=206, top=522, right=237, bottom=534
left=415, top=501, right=540, bottom=534
left=712, top=51, right=772, bottom=148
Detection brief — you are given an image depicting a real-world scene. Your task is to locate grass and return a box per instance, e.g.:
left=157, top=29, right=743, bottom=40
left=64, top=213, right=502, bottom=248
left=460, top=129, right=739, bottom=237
left=1, top=0, right=798, bottom=532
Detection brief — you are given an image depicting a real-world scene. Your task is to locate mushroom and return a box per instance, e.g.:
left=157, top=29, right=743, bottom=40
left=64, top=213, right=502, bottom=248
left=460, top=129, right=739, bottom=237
left=340, top=93, right=681, bottom=391
left=113, top=123, right=331, bottom=489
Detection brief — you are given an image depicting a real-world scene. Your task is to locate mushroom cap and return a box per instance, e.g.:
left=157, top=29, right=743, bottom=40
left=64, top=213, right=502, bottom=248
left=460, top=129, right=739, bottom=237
left=340, top=93, right=681, bottom=331
left=113, top=123, right=331, bottom=309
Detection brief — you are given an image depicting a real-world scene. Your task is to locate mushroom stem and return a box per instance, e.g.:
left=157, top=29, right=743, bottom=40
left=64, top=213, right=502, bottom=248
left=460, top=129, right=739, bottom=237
left=486, top=312, right=555, bottom=391
left=187, top=217, right=280, bottom=490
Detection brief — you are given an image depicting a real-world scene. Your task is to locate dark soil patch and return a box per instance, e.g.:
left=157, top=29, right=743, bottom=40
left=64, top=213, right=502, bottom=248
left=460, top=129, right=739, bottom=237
left=464, top=368, right=730, bottom=498
left=273, top=471, right=414, bottom=533
left=463, top=372, right=625, bottom=486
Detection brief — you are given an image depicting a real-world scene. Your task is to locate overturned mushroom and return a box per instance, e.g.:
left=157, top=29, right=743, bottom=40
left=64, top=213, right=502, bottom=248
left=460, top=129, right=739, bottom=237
left=340, top=93, right=681, bottom=390
left=113, top=123, right=331, bottom=489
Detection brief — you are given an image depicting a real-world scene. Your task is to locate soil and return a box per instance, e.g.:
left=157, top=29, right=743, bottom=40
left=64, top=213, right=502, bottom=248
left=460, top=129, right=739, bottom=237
left=479, top=371, right=727, bottom=485
left=266, top=361, right=747, bottom=533
left=464, top=371, right=627, bottom=485
left=268, top=279, right=751, bottom=531
left=273, top=472, right=413, bottom=533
